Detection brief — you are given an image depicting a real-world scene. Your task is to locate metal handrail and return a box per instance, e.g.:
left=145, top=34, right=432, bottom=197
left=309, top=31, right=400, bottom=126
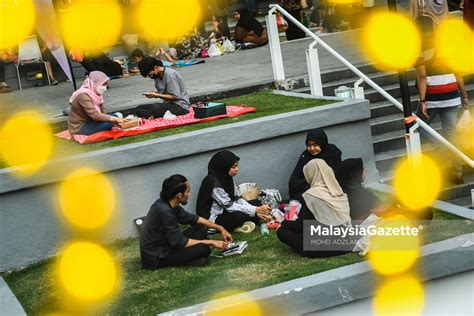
left=268, top=4, right=473, bottom=168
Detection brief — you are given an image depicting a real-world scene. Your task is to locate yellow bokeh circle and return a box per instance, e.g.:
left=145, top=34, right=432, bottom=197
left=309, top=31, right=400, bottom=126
left=393, top=154, right=442, bottom=211
left=368, top=218, right=420, bottom=276
left=0, top=110, right=53, bottom=175
left=58, top=241, right=119, bottom=301
left=135, top=0, right=202, bottom=41
left=362, top=12, right=421, bottom=70
left=0, top=0, right=36, bottom=49
left=373, top=274, right=424, bottom=315
left=60, top=0, right=122, bottom=54
left=59, top=168, right=115, bottom=230
left=435, top=19, right=474, bottom=73
left=206, top=290, right=262, bottom=316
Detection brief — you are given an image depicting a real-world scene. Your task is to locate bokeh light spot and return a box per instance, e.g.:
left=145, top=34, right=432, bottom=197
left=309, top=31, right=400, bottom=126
left=58, top=241, right=118, bottom=301
left=60, top=0, right=122, bottom=54
left=373, top=274, right=424, bottom=315
left=362, top=12, right=421, bottom=71
left=393, top=154, right=442, bottom=211
left=435, top=19, right=474, bottom=73
left=368, top=218, right=420, bottom=276
left=59, top=168, right=115, bottom=230
left=135, top=0, right=202, bottom=41
left=0, top=0, right=35, bottom=49
left=0, top=110, right=53, bottom=175
left=206, top=290, right=262, bottom=315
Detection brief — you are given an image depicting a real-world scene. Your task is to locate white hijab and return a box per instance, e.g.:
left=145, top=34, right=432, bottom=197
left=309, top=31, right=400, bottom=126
left=302, top=159, right=351, bottom=226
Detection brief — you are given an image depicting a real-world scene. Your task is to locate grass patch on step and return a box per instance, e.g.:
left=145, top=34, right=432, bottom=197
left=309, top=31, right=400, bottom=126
left=0, top=90, right=333, bottom=170
left=3, top=209, right=473, bottom=315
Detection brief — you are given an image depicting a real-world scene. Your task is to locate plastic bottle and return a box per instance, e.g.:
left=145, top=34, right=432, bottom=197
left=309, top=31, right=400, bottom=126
left=260, top=223, right=269, bottom=237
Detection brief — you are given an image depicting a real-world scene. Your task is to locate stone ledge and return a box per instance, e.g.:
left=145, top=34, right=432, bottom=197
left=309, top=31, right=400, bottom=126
left=159, top=233, right=474, bottom=316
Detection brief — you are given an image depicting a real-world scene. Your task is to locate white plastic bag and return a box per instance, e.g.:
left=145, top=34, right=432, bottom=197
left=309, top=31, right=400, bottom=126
left=222, top=38, right=235, bottom=53
left=457, top=109, right=472, bottom=132
left=208, top=43, right=222, bottom=57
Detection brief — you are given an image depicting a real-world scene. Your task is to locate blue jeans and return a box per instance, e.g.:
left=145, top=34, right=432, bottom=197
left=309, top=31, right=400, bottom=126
left=79, top=114, right=117, bottom=135
left=416, top=105, right=462, bottom=175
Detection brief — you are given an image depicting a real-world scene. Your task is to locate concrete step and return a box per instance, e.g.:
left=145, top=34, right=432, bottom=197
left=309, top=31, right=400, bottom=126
left=370, top=111, right=443, bottom=136
left=279, top=64, right=381, bottom=91
left=374, top=144, right=437, bottom=173
left=372, top=123, right=442, bottom=154
left=370, top=96, right=420, bottom=119
left=321, top=70, right=417, bottom=97
left=446, top=196, right=473, bottom=209
left=378, top=170, right=474, bottom=203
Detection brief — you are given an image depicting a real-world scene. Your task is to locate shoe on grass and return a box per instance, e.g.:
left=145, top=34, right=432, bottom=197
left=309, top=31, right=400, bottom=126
left=234, top=221, right=256, bottom=234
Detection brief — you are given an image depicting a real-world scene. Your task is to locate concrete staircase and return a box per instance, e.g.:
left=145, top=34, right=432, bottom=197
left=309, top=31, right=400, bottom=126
left=286, top=64, right=474, bottom=209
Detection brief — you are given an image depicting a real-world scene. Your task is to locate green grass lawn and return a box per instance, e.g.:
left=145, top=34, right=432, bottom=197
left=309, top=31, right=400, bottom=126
left=0, top=91, right=333, bottom=170
left=3, top=210, right=473, bottom=315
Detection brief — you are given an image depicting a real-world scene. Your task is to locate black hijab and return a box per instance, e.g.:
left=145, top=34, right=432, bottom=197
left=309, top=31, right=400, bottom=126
left=288, top=128, right=342, bottom=199
left=235, top=8, right=264, bottom=36
left=335, top=158, right=364, bottom=192
left=335, top=158, right=381, bottom=221
left=196, top=150, right=240, bottom=219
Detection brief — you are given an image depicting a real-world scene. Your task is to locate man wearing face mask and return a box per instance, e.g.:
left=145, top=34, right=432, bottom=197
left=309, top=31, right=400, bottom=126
left=68, top=71, right=127, bottom=135
left=135, top=57, right=190, bottom=119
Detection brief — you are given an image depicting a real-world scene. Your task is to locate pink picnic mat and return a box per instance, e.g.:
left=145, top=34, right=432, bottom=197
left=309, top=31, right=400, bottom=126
left=55, top=105, right=256, bottom=144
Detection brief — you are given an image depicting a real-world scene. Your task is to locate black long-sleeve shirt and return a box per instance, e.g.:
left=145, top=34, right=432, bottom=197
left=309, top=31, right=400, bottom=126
left=139, top=198, right=198, bottom=269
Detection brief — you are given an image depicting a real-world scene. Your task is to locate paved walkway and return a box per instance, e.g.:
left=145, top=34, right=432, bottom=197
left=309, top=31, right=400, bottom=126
left=0, top=277, right=26, bottom=315
left=0, top=29, right=368, bottom=123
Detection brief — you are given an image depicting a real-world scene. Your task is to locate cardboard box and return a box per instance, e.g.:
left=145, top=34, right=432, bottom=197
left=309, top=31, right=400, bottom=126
left=119, top=119, right=141, bottom=130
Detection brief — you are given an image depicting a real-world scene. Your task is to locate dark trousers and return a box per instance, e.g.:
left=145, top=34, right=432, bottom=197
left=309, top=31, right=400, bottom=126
left=277, top=222, right=349, bottom=258
left=134, top=102, right=189, bottom=119
left=78, top=114, right=116, bottom=135
left=157, top=224, right=211, bottom=268
left=215, top=211, right=260, bottom=232
left=285, top=9, right=306, bottom=40
left=0, top=60, right=5, bottom=82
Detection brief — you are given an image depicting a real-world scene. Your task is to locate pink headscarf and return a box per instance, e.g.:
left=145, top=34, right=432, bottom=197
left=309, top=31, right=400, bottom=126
left=69, top=71, right=109, bottom=111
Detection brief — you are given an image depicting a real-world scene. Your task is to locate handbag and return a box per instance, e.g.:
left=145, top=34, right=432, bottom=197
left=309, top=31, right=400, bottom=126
left=201, top=47, right=209, bottom=58
left=238, top=183, right=261, bottom=201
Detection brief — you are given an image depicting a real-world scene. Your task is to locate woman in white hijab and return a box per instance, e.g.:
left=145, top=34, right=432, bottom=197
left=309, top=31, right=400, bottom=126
left=277, top=159, right=352, bottom=258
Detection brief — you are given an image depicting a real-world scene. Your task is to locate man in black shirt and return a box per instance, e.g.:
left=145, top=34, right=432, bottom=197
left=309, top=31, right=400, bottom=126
left=140, top=174, right=233, bottom=269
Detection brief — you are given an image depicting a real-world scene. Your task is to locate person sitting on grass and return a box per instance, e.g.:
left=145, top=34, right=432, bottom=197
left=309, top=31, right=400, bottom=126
left=134, top=57, right=190, bottom=119
left=278, top=159, right=352, bottom=258
left=196, top=150, right=273, bottom=233
left=288, top=128, right=342, bottom=200
left=68, top=71, right=127, bottom=135
left=233, top=8, right=269, bottom=46
left=140, top=174, right=233, bottom=269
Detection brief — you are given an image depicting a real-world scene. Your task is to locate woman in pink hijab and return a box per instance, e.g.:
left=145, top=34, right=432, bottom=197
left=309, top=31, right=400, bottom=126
left=67, top=71, right=126, bottom=135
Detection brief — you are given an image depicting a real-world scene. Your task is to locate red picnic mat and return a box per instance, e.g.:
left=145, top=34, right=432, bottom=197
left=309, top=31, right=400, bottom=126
left=55, top=105, right=256, bottom=144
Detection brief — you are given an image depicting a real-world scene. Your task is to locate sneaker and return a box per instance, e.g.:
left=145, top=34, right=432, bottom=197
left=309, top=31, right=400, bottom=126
left=0, top=82, right=11, bottom=93
left=51, top=80, right=59, bottom=86
left=234, top=221, right=256, bottom=234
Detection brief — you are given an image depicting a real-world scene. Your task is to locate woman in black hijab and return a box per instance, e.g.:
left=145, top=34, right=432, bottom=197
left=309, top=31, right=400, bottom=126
left=288, top=128, right=342, bottom=200
left=335, top=158, right=381, bottom=221
left=336, top=158, right=434, bottom=221
left=233, top=8, right=268, bottom=45
left=196, top=150, right=272, bottom=232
